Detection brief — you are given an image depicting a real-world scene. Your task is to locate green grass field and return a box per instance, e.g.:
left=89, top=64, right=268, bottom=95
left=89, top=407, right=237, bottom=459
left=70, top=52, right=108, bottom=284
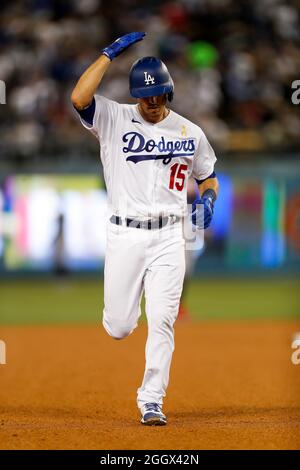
left=0, top=278, right=299, bottom=325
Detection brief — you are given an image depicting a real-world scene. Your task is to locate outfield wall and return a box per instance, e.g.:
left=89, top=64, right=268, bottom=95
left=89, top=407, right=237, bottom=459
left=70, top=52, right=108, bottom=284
left=0, top=158, right=299, bottom=276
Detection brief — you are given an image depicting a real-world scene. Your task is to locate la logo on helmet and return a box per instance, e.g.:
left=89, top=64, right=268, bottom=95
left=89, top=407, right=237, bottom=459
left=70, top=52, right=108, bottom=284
left=144, top=72, right=155, bottom=85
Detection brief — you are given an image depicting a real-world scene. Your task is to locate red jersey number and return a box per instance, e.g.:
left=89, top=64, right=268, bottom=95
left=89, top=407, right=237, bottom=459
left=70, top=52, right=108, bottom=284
left=169, top=163, right=188, bottom=191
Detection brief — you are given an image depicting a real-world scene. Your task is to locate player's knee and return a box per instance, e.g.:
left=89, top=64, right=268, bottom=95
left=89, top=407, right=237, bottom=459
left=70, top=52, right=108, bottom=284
left=102, top=317, right=133, bottom=340
left=148, top=314, right=175, bottom=334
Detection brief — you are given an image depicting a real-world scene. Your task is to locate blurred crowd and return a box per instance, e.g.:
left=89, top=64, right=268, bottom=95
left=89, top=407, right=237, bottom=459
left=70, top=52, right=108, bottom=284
left=0, top=0, right=300, bottom=161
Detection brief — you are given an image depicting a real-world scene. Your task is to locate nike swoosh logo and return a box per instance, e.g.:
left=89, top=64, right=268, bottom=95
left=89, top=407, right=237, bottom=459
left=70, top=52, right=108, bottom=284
left=131, top=118, right=142, bottom=124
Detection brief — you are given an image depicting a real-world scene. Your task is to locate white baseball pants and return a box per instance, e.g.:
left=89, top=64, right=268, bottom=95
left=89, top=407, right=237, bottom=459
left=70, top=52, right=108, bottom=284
left=102, top=219, right=185, bottom=409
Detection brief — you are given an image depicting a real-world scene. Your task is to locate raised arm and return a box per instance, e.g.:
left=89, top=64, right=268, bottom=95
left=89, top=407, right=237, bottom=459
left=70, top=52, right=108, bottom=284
left=71, top=32, right=146, bottom=110
left=71, top=55, right=111, bottom=110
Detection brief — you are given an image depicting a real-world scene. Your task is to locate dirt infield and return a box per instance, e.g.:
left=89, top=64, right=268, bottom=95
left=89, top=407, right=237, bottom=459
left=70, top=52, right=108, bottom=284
left=0, top=320, right=300, bottom=450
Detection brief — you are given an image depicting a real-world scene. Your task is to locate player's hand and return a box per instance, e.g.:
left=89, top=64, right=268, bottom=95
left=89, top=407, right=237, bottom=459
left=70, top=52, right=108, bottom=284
left=191, top=195, right=214, bottom=229
left=102, top=32, right=146, bottom=61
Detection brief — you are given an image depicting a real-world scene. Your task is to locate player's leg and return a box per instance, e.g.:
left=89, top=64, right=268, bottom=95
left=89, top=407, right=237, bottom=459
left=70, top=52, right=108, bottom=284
left=102, top=222, right=146, bottom=339
left=137, top=228, right=185, bottom=408
left=178, top=248, right=196, bottom=320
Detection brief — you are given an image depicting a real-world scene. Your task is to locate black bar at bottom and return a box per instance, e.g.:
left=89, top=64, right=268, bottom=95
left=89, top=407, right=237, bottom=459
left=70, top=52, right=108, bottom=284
left=0, top=450, right=299, bottom=466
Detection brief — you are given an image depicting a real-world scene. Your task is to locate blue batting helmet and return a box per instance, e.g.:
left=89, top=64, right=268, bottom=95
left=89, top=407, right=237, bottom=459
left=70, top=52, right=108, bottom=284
left=129, top=57, right=174, bottom=101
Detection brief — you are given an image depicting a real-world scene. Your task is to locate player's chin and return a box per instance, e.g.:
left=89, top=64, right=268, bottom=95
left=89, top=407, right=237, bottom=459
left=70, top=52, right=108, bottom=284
left=147, top=107, right=160, bottom=115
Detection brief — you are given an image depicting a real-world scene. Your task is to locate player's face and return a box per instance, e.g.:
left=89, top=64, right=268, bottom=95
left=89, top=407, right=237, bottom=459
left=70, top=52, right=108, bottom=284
left=137, top=94, right=168, bottom=123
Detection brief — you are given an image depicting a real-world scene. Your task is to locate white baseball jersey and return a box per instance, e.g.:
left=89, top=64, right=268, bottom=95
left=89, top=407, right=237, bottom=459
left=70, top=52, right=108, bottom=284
left=78, top=94, right=217, bottom=219
left=76, top=92, right=217, bottom=410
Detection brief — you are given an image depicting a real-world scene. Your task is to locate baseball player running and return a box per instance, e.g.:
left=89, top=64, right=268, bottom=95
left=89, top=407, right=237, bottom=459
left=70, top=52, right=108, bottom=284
left=71, top=32, right=219, bottom=426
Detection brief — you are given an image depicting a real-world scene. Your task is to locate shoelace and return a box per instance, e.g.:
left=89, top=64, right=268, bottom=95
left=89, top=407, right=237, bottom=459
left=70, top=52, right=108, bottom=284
left=145, top=403, right=161, bottom=413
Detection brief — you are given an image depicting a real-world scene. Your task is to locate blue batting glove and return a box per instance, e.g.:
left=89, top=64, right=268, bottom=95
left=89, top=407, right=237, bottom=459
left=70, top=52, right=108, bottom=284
left=102, top=32, right=146, bottom=61
left=191, top=191, right=215, bottom=229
